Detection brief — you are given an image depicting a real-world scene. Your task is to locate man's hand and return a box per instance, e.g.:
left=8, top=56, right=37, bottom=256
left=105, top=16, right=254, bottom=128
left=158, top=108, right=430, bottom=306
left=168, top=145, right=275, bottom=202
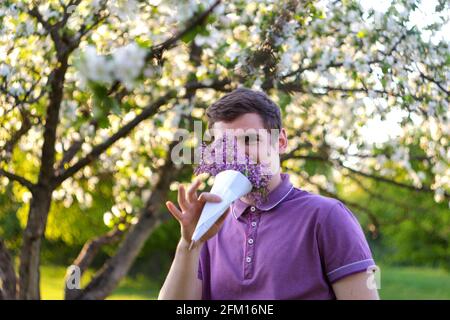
left=165, top=178, right=230, bottom=246
left=159, top=178, right=230, bottom=300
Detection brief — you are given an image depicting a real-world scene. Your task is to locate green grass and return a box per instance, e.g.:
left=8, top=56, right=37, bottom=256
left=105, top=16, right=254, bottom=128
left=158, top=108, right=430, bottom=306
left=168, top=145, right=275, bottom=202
left=40, top=264, right=450, bottom=300
left=379, top=265, right=450, bottom=300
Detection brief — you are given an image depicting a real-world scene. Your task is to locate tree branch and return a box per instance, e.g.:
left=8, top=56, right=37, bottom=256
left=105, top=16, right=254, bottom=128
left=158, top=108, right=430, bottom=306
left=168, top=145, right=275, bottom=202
left=28, top=6, right=63, bottom=54
left=56, top=0, right=83, bottom=30
left=36, top=60, right=70, bottom=190
left=281, top=150, right=449, bottom=199
left=337, top=160, right=449, bottom=198
left=64, top=226, right=125, bottom=300
left=54, top=91, right=177, bottom=185
left=416, top=67, right=450, bottom=97
left=0, top=168, right=35, bottom=191
left=56, top=139, right=84, bottom=173
left=0, top=111, right=32, bottom=164
left=75, top=1, right=109, bottom=45
left=342, top=170, right=432, bottom=222
left=148, top=0, right=222, bottom=61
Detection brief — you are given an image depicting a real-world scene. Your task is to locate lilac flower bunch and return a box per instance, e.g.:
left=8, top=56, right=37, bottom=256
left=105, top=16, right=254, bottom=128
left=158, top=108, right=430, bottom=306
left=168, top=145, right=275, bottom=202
left=194, top=134, right=272, bottom=205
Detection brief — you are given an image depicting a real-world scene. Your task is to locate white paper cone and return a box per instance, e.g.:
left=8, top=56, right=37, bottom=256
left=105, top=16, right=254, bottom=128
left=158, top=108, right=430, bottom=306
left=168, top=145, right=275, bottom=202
left=191, top=170, right=252, bottom=243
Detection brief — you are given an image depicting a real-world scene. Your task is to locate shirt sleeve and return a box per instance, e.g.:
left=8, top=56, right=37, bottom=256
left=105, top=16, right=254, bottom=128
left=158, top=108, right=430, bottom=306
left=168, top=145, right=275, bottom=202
left=317, top=201, right=376, bottom=283
left=197, top=242, right=211, bottom=300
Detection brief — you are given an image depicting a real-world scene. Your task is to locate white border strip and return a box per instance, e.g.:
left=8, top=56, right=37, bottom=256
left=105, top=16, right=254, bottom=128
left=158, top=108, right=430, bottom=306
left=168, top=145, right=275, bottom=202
left=231, top=184, right=295, bottom=219
left=327, top=259, right=375, bottom=276
left=263, top=185, right=294, bottom=211
left=232, top=204, right=238, bottom=220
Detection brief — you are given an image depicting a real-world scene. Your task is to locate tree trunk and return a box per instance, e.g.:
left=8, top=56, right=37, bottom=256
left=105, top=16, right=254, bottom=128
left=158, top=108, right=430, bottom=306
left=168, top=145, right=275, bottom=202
left=18, top=187, right=53, bottom=300
left=0, top=239, right=17, bottom=300
left=17, top=51, right=68, bottom=299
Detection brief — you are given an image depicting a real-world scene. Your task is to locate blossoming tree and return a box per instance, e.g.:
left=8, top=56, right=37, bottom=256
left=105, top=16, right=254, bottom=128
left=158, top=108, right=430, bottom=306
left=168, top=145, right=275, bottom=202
left=0, top=0, right=448, bottom=299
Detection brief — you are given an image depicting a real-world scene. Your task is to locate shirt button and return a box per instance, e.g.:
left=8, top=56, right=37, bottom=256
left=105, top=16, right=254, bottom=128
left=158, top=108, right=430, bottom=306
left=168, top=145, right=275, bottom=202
left=251, top=221, right=257, bottom=227
left=250, top=206, right=256, bottom=212
left=248, top=238, right=254, bottom=245
left=246, top=256, right=252, bottom=263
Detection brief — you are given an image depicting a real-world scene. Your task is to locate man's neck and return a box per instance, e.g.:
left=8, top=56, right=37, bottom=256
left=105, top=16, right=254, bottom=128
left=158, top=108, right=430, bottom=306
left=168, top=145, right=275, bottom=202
left=240, top=172, right=282, bottom=206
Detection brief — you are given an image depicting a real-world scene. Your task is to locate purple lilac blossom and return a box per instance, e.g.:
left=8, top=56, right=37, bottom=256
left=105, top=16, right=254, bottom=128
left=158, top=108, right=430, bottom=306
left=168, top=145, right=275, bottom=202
left=194, top=134, right=272, bottom=205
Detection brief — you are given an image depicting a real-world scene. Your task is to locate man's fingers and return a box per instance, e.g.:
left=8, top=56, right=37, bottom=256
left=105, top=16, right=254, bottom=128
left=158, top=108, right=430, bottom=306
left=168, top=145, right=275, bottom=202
left=178, top=184, right=188, bottom=211
left=166, top=201, right=183, bottom=221
left=197, top=192, right=222, bottom=204
left=187, top=178, right=201, bottom=203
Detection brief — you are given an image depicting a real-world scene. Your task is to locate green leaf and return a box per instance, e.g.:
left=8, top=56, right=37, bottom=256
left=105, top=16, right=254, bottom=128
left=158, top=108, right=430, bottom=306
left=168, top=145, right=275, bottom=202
left=97, top=115, right=110, bottom=129
left=181, top=25, right=205, bottom=43
left=278, top=92, right=292, bottom=112
left=135, top=37, right=153, bottom=49
left=89, top=82, right=118, bottom=129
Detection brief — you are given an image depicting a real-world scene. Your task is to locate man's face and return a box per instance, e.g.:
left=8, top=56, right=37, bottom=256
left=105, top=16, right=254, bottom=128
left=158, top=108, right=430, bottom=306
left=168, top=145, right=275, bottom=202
left=210, top=113, right=288, bottom=175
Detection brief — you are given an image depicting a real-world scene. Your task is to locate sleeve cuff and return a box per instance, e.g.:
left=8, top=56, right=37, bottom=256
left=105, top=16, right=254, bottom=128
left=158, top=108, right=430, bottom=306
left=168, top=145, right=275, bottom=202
left=327, top=258, right=376, bottom=283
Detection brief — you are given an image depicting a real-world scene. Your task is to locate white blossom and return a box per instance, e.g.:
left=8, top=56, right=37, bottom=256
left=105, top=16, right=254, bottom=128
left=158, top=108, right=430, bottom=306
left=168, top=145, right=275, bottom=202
left=9, top=82, right=24, bottom=96
left=225, top=42, right=241, bottom=62
left=194, top=26, right=222, bottom=48
left=61, top=101, right=78, bottom=118
left=103, top=211, right=113, bottom=226
left=77, top=42, right=147, bottom=90
left=112, top=43, right=147, bottom=89
left=0, top=64, right=10, bottom=77
left=77, top=45, right=114, bottom=85
left=109, top=0, right=139, bottom=21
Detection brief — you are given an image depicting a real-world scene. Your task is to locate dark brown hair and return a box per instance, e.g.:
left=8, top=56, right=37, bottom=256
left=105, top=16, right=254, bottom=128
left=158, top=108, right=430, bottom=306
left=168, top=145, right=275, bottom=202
left=206, top=88, right=282, bottom=130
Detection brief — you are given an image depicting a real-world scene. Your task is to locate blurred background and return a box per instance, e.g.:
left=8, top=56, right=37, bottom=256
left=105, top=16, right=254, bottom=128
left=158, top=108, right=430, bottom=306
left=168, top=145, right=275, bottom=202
left=0, top=0, right=449, bottom=299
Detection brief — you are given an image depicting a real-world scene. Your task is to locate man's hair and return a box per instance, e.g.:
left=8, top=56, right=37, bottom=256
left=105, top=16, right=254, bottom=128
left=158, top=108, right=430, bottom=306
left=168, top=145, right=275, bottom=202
left=206, top=88, right=282, bottom=130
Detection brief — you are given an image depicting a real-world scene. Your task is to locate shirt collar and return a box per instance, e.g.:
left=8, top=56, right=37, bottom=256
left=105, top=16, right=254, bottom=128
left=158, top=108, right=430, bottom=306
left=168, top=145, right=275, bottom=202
left=231, top=173, right=294, bottom=220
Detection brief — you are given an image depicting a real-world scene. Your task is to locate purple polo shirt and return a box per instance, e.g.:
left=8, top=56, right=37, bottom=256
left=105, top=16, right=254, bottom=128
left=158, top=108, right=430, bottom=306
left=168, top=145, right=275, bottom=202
left=197, top=173, right=376, bottom=299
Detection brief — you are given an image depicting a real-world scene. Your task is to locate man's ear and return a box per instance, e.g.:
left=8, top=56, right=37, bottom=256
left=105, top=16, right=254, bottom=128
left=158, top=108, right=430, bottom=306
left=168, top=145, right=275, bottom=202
left=278, top=128, right=288, bottom=154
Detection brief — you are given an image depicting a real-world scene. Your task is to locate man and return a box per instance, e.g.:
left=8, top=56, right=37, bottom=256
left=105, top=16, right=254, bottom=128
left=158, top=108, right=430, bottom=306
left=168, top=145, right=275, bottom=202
left=158, top=88, right=379, bottom=300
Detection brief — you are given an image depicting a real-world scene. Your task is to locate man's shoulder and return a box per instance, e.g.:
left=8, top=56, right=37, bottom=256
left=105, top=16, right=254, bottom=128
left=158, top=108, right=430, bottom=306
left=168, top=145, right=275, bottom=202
left=285, top=187, right=343, bottom=217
